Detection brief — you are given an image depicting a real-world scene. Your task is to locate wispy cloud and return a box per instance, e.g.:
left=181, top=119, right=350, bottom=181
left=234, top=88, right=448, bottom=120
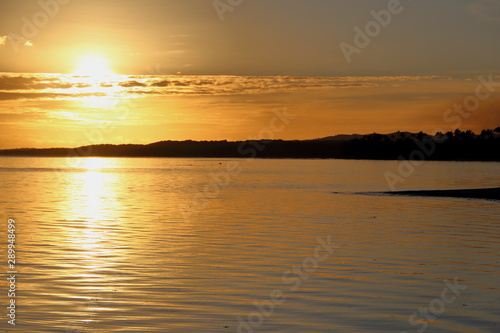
left=0, top=73, right=445, bottom=101
left=0, top=35, right=33, bottom=48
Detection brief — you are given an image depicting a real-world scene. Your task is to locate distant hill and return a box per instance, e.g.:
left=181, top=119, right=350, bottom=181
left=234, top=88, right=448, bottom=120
left=317, top=134, right=364, bottom=141
left=0, top=129, right=499, bottom=161
left=318, top=132, right=418, bottom=141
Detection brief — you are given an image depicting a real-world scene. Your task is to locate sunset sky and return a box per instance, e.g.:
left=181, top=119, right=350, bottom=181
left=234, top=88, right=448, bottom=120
left=0, top=0, right=499, bottom=148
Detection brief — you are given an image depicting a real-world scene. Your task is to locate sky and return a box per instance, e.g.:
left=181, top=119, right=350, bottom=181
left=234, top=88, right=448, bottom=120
left=0, top=0, right=499, bottom=148
left=1, top=0, right=499, bottom=76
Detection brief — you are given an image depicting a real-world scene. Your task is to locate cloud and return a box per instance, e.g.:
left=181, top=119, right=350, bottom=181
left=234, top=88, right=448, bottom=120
left=0, top=73, right=440, bottom=101
left=0, top=75, right=70, bottom=90
left=468, top=0, right=500, bottom=23
left=0, top=35, right=33, bottom=48
left=0, top=76, right=38, bottom=90
left=0, top=92, right=108, bottom=101
left=151, top=80, right=170, bottom=87
left=144, top=76, right=384, bottom=95
left=119, top=80, right=147, bottom=88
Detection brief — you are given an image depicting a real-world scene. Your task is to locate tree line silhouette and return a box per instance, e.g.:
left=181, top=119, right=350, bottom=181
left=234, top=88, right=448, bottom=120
left=1, top=128, right=499, bottom=161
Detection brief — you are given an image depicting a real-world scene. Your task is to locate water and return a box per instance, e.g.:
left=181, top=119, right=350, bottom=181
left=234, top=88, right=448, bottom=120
left=0, top=157, right=499, bottom=332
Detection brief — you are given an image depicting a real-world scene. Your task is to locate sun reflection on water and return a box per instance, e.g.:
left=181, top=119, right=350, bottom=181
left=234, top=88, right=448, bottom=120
left=62, top=158, right=123, bottom=258
left=57, top=158, right=130, bottom=328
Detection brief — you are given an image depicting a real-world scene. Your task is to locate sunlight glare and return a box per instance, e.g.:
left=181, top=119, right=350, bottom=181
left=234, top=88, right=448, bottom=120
left=82, top=158, right=106, bottom=170
left=74, top=55, right=115, bottom=78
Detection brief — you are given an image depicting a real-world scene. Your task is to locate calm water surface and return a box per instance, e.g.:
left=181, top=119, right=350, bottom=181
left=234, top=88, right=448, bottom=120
left=0, top=157, right=499, bottom=332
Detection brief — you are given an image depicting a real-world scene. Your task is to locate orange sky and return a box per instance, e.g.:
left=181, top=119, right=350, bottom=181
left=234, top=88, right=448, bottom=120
left=0, top=1, right=499, bottom=148
left=0, top=74, right=498, bottom=148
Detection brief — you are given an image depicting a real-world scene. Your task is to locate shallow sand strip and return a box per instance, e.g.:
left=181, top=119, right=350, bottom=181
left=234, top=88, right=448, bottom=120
left=381, top=187, right=500, bottom=201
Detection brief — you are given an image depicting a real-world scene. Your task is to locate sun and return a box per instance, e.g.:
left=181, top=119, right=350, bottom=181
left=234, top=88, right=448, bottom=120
left=74, top=55, right=115, bottom=78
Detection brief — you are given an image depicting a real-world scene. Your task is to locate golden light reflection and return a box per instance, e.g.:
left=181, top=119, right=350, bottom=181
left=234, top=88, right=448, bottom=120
left=62, top=158, right=124, bottom=272
left=62, top=158, right=119, bottom=247
left=82, top=157, right=107, bottom=170
left=75, top=168, right=111, bottom=254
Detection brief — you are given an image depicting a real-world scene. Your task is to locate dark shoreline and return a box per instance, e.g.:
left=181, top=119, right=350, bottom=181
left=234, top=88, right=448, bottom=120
left=0, top=129, right=500, bottom=160
left=0, top=155, right=499, bottom=162
left=381, top=187, right=500, bottom=201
